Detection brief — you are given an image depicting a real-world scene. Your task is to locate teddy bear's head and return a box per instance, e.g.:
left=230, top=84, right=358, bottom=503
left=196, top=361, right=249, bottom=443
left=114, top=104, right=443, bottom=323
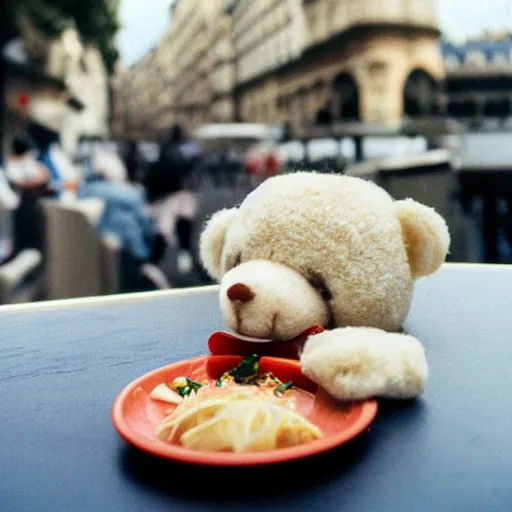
left=200, top=172, right=449, bottom=342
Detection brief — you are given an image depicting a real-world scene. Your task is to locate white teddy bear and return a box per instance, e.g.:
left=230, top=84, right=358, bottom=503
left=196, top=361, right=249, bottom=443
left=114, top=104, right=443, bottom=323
left=200, top=172, right=450, bottom=401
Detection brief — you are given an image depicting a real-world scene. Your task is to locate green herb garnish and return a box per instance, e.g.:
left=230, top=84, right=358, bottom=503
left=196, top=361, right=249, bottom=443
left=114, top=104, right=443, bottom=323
left=275, top=380, right=294, bottom=397
left=217, top=354, right=261, bottom=386
left=175, top=378, right=204, bottom=397
left=187, top=378, right=204, bottom=391
left=177, top=385, right=190, bottom=397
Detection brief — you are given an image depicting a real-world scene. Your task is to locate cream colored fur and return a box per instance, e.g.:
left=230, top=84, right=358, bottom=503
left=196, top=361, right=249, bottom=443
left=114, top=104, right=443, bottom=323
left=300, top=328, right=428, bottom=400
left=200, top=172, right=450, bottom=400
left=219, top=260, right=329, bottom=340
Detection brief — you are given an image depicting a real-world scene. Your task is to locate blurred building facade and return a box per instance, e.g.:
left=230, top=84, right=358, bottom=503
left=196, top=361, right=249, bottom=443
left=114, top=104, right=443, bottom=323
left=112, top=0, right=236, bottom=140
left=5, top=16, right=111, bottom=154
left=234, top=0, right=444, bottom=133
left=113, top=0, right=448, bottom=139
left=209, top=3, right=236, bottom=123
left=112, top=48, right=165, bottom=140
left=46, top=28, right=110, bottom=151
left=166, top=0, right=210, bottom=129
left=440, top=31, right=512, bottom=121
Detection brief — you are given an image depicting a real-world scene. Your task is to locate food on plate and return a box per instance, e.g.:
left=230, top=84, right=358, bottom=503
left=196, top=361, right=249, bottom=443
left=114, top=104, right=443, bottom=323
left=155, top=383, right=322, bottom=453
left=151, top=355, right=323, bottom=453
left=150, top=375, right=206, bottom=404
left=149, top=383, right=183, bottom=405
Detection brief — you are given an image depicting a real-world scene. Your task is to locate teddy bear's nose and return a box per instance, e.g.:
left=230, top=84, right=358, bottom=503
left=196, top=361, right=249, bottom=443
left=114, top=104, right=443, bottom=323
left=227, top=283, right=255, bottom=303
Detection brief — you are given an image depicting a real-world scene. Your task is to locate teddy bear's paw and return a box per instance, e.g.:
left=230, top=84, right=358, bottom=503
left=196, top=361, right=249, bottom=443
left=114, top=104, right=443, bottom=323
left=300, top=327, right=428, bottom=401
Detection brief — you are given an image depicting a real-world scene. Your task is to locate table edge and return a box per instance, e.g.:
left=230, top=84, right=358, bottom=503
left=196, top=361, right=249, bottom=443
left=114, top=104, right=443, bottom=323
left=0, top=262, right=509, bottom=314
left=0, top=285, right=220, bottom=314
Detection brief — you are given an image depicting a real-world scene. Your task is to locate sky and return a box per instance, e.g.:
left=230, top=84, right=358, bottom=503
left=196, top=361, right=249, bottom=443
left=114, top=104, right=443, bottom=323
left=117, top=0, right=512, bottom=67
left=117, top=0, right=173, bottom=67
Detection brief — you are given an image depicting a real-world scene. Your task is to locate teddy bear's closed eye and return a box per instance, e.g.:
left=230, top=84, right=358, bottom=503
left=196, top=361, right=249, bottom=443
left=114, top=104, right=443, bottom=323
left=226, top=252, right=242, bottom=271
left=307, top=271, right=332, bottom=302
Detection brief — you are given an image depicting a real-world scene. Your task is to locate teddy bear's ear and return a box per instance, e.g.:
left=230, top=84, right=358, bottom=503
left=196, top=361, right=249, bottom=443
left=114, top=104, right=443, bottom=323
left=394, top=199, right=450, bottom=279
left=200, top=208, right=239, bottom=280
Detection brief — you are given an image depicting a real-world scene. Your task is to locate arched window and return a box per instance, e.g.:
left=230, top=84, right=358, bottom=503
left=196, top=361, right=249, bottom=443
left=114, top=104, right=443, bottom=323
left=332, top=73, right=360, bottom=121
left=297, top=87, right=309, bottom=124
left=403, top=69, right=438, bottom=118
left=312, top=79, right=325, bottom=99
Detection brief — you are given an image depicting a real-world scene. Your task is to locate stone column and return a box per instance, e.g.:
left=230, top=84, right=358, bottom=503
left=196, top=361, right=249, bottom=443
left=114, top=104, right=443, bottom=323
left=357, top=65, right=402, bottom=125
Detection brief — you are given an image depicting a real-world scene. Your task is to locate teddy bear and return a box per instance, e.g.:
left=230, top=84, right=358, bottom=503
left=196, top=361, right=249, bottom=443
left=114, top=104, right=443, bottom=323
left=199, top=172, right=450, bottom=401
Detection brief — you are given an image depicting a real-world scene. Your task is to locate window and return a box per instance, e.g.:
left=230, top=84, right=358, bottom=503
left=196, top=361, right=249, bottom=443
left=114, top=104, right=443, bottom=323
left=492, top=52, right=509, bottom=68
left=465, top=50, right=487, bottom=68
left=444, top=53, right=461, bottom=70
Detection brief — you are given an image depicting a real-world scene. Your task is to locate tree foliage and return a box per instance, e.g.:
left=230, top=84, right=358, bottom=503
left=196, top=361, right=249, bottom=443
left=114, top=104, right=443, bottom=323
left=4, top=0, right=120, bottom=73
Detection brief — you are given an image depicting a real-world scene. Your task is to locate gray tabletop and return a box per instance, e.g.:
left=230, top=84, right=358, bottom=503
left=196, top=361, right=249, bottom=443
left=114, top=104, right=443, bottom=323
left=1, top=264, right=511, bottom=512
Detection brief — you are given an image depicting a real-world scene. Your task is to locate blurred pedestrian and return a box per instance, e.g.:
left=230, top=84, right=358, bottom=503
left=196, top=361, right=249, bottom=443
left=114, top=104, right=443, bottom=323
left=144, top=123, right=204, bottom=274
left=124, top=140, right=140, bottom=183
left=144, top=124, right=202, bottom=201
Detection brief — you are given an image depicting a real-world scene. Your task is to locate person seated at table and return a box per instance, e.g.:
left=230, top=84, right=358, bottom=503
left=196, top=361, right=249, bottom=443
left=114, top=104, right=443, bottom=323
left=5, top=135, right=52, bottom=255
left=0, top=167, right=20, bottom=211
left=27, top=122, right=79, bottom=198
left=43, top=143, right=81, bottom=197
left=78, top=157, right=169, bottom=292
left=6, top=136, right=50, bottom=195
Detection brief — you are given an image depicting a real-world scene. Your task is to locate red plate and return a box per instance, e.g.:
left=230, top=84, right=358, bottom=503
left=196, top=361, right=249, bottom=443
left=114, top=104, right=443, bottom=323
left=112, top=355, right=377, bottom=467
